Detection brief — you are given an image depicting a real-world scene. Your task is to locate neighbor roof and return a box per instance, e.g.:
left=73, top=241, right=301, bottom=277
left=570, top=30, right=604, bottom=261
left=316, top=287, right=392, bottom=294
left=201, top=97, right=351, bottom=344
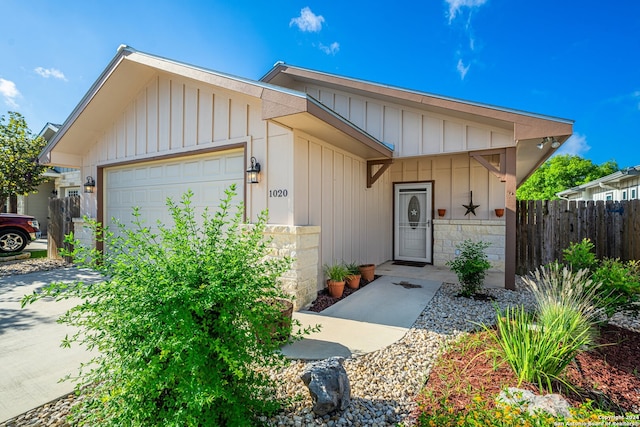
left=557, top=166, right=640, bottom=197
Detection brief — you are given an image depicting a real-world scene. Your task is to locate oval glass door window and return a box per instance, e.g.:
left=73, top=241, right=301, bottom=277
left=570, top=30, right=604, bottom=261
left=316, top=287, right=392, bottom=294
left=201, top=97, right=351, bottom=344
left=408, top=195, right=420, bottom=229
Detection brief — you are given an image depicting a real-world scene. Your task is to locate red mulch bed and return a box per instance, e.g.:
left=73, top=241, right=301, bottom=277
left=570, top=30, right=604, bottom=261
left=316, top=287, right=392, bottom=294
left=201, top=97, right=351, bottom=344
left=418, top=324, right=640, bottom=415
left=307, top=275, right=380, bottom=312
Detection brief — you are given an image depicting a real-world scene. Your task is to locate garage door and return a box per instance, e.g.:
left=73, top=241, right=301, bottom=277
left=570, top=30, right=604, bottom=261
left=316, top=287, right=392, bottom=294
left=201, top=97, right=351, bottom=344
left=105, top=150, right=244, bottom=232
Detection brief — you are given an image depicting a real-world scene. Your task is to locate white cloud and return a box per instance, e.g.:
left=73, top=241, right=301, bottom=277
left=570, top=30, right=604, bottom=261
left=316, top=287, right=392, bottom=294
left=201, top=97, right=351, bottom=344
left=290, top=7, right=325, bottom=32
left=319, top=42, right=340, bottom=55
left=34, top=67, right=67, bottom=81
left=445, top=0, right=488, bottom=23
left=456, top=59, right=470, bottom=80
left=555, top=133, right=591, bottom=157
left=0, top=78, right=20, bottom=108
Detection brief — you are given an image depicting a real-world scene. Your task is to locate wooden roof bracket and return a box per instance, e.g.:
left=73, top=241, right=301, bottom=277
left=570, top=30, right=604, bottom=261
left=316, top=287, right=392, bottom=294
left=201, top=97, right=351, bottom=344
left=470, top=149, right=506, bottom=182
left=367, top=159, right=394, bottom=188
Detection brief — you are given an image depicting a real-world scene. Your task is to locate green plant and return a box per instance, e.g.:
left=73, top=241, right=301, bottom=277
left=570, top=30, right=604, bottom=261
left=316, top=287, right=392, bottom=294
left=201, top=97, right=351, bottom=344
left=563, top=238, right=598, bottom=272
left=487, top=265, right=599, bottom=392
left=323, top=263, right=349, bottom=282
left=415, top=395, right=616, bottom=427
left=561, top=239, right=640, bottom=318
left=344, top=262, right=360, bottom=276
left=591, top=258, right=640, bottom=317
left=22, top=185, right=314, bottom=426
left=446, top=240, right=491, bottom=297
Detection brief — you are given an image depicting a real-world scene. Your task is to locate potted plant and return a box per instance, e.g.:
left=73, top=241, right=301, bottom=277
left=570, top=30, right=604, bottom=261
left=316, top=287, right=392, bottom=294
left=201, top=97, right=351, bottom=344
left=344, top=262, right=361, bottom=289
left=324, top=263, right=349, bottom=298
left=446, top=240, right=491, bottom=298
left=358, top=263, right=375, bottom=282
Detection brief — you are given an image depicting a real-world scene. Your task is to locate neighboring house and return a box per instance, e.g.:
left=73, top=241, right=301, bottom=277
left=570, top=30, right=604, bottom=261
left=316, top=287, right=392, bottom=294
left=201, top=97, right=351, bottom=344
left=38, top=46, right=573, bottom=308
left=557, top=166, right=640, bottom=201
left=18, top=123, right=81, bottom=235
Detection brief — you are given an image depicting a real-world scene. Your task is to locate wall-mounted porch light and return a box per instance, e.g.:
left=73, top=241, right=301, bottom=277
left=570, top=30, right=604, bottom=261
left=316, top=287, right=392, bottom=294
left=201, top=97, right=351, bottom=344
left=246, top=157, right=261, bottom=184
left=83, top=176, right=96, bottom=193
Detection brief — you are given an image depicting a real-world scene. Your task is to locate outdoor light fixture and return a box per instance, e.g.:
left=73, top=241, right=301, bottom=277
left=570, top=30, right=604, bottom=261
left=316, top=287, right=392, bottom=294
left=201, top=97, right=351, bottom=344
left=83, top=176, right=96, bottom=193
left=246, top=157, right=261, bottom=184
left=537, top=136, right=555, bottom=150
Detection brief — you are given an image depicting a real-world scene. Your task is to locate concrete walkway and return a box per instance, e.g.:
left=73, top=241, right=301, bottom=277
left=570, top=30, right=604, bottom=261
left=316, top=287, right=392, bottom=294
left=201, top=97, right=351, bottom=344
left=281, top=274, right=442, bottom=360
left=0, top=268, right=103, bottom=422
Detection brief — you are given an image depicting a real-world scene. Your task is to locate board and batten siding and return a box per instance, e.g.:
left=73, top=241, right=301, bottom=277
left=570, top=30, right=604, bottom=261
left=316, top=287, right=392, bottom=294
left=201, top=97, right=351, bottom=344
left=390, top=154, right=506, bottom=219
left=293, top=132, right=392, bottom=290
left=77, top=72, right=280, bottom=220
left=298, top=83, right=514, bottom=157
left=586, top=176, right=640, bottom=202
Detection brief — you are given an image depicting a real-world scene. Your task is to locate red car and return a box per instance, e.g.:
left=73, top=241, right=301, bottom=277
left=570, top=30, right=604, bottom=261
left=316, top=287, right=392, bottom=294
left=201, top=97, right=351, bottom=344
left=0, top=213, right=41, bottom=253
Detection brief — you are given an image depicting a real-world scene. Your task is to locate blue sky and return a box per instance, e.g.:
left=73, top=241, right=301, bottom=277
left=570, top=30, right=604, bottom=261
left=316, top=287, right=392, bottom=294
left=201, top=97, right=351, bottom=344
left=1, top=0, right=638, bottom=168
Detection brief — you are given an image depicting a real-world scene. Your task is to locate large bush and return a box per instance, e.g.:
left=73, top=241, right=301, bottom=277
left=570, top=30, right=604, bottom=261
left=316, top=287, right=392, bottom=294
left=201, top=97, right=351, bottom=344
left=562, top=239, right=640, bottom=318
left=22, top=185, right=310, bottom=426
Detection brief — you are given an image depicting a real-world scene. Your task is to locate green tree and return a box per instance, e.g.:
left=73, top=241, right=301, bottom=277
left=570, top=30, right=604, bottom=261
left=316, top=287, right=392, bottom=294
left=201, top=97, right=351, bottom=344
left=517, top=154, right=619, bottom=200
left=0, top=111, right=48, bottom=212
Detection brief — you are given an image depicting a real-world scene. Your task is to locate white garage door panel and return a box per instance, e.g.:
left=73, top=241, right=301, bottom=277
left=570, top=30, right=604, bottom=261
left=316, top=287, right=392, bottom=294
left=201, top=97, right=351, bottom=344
left=105, top=151, right=244, bottom=232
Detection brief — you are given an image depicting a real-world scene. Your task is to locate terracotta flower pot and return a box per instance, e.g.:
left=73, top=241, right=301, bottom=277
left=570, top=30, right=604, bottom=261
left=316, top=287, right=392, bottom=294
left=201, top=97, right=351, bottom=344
left=358, top=264, right=375, bottom=282
left=495, top=208, right=505, bottom=218
left=346, top=274, right=361, bottom=289
left=327, top=280, right=345, bottom=298
left=437, top=208, right=446, bottom=217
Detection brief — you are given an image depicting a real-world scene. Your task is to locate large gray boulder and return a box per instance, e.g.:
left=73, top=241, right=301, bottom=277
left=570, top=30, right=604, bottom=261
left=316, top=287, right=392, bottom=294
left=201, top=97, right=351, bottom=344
left=300, top=356, right=351, bottom=415
left=497, top=387, right=572, bottom=419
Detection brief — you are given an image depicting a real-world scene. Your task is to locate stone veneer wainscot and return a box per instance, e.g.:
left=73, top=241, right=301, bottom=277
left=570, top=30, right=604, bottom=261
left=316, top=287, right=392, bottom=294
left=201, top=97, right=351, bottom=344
left=433, top=219, right=505, bottom=271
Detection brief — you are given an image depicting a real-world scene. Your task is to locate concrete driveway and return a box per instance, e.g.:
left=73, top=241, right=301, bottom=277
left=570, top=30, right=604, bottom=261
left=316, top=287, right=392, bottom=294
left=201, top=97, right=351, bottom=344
left=0, top=267, right=103, bottom=422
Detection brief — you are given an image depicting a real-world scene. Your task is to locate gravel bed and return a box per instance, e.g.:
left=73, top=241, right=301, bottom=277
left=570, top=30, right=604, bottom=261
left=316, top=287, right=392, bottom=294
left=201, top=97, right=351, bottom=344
left=0, top=258, right=70, bottom=277
left=2, top=270, right=638, bottom=426
left=262, top=280, right=537, bottom=426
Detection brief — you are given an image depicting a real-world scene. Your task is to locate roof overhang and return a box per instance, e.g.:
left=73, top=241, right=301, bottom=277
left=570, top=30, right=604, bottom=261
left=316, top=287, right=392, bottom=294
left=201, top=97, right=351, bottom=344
left=40, top=47, right=391, bottom=167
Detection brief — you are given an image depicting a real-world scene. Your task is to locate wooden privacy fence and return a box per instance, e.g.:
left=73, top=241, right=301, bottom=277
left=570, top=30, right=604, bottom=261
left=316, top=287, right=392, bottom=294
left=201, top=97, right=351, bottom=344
left=48, top=195, right=80, bottom=262
left=516, top=199, right=640, bottom=275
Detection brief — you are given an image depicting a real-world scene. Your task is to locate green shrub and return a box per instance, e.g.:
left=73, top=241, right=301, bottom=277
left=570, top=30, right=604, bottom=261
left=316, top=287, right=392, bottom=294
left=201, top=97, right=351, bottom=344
left=446, top=240, right=491, bottom=297
left=562, top=238, right=598, bottom=272
left=561, top=239, right=640, bottom=318
left=591, top=258, right=640, bottom=317
left=22, top=185, right=312, bottom=426
left=488, top=265, right=599, bottom=392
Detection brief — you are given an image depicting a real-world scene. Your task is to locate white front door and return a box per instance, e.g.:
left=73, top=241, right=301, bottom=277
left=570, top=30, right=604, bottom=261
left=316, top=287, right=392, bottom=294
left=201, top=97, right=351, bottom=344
left=394, top=183, right=432, bottom=263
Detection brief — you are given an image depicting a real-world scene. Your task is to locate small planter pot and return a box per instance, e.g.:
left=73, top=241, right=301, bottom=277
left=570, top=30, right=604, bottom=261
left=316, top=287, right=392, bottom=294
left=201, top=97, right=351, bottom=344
left=345, top=274, right=361, bottom=289
left=495, top=208, right=505, bottom=218
left=267, top=298, right=294, bottom=343
left=327, top=280, right=345, bottom=298
left=358, top=264, right=375, bottom=282
left=437, top=209, right=446, bottom=217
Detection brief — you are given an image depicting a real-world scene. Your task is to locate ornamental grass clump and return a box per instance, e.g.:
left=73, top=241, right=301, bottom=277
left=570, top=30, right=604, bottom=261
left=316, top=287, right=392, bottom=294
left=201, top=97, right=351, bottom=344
left=488, top=264, right=600, bottom=392
left=22, top=185, right=313, bottom=426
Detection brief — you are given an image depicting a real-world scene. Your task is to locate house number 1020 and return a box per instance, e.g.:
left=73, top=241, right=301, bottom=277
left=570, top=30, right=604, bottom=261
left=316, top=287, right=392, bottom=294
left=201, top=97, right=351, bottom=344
left=269, top=189, right=288, bottom=197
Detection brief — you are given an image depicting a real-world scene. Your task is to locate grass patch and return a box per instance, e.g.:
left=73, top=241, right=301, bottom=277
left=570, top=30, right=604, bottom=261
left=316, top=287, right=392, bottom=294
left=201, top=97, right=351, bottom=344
left=0, top=251, right=23, bottom=257
left=27, top=249, right=47, bottom=259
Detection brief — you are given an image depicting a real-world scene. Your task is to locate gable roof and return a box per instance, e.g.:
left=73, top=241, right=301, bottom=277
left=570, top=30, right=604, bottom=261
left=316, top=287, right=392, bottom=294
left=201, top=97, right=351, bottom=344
left=557, top=165, right=640, bottom=197
left=261, top=62, right=574, bottom=184
left=261, top=62, right=574, bottom=142
left=39, top=46, right=392, bottom=166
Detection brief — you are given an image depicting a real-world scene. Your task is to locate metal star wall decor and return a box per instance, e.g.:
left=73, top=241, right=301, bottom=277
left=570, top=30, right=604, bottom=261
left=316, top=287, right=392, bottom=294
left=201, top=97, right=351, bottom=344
left=463, top=191, right=480, bottom=216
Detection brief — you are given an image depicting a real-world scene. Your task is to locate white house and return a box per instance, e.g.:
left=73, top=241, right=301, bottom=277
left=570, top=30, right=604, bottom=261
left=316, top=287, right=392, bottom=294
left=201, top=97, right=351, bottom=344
left=557, top=166, right=640, bottom=202
left=38, top=46, right=573, bottom=308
